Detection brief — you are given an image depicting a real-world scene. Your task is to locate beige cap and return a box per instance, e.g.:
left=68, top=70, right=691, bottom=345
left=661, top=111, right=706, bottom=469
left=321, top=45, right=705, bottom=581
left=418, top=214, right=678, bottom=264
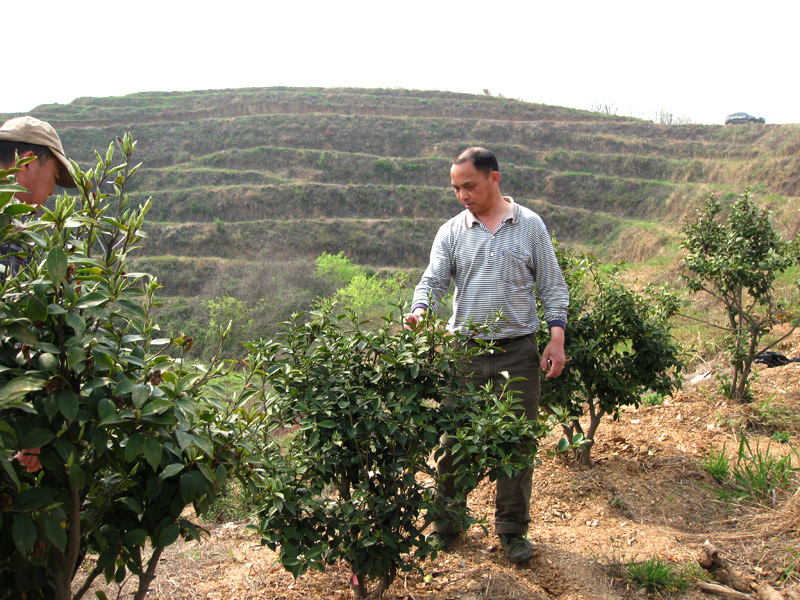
left=0, top=116, right=77, bottom=188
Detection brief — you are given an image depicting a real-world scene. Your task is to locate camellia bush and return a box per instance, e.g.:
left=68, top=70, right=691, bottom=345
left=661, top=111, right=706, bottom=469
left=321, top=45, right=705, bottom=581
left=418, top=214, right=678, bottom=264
left=681, top=190, right=800, bottom=401
left=542, top=249, right=683, bottom=466
left=0, top=137, right=267, bottom=600
left=248, top=306, right=547, bottom=598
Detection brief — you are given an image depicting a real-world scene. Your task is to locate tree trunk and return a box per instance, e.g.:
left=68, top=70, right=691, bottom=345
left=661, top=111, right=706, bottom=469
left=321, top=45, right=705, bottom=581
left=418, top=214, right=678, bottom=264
left=375, top=564, right=397, bottom=597
left=134, top=546, right=164, bottom=600
left=350, top=572, right=366, bottom=598
left=575, top=404, right=604, bottom=467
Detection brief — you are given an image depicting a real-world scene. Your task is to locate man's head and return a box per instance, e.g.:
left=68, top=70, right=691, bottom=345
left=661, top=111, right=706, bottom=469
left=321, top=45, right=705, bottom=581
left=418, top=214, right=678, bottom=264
left=450, top=147, right=502, bottom=217
left=451, top=147, right=500, bottom=177
left=0, top=116, right=77, bottom=207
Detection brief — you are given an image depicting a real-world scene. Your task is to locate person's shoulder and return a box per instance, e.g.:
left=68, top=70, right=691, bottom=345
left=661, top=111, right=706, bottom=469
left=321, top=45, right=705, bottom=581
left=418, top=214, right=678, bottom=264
left=514, top=203, right=546, bottom=227
left=437, top=211, right=469, bottom=233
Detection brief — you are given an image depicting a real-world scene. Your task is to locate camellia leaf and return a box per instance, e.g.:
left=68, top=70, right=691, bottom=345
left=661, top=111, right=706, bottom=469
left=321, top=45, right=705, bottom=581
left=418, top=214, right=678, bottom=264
left=20, top=428, right=55, bottom=449
left=120, top=497, right=143, bottom=514
left=132, top=384, right=149, bottom=408
left=90, top=426, right=108, bottom=457
left=122, top=528, right=148, bottom=547
left=158, top=523, right=180, bottom=548
left=46, top=303, right=67, bottom=315
left=4, top=322, right=38, bottom=346
left=124, top=433, right=145, bottom=462
left=180, top=470, right=205, bottom=503
left=74, top=291, right=109, bottom=309
left=215, top=464, right=227, bottom=489
left=14, top=487, right=57, bottom=511
left=12, top=514, right=37, bottom=555
left=67, top=345, right=86, bottom=370
left=159, top=463, right=185, bottom=481
left=115, top=299, right=145, bottom=319
left=96, top=546, right=118, bottom=572
left=41, top=514, right=67, bottom=550
left=97, top=397, right=116, bottom=421
left=190, top=434, right=213, bottom=458
left=58, top=389, right=79, bottom=422
left=0, top=376, right=44, bottom=406
left=26, top=295, right=47, bottom=322
left=65, top=311, right=85, bottom=336
left=46, top=246, right=68, bottom=284
left=143, top=437, right=162, bottom=470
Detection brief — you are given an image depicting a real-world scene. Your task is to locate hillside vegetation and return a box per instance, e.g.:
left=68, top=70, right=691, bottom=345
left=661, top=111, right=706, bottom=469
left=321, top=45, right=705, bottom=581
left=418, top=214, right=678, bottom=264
left=5, top=87, right=799, bottom=354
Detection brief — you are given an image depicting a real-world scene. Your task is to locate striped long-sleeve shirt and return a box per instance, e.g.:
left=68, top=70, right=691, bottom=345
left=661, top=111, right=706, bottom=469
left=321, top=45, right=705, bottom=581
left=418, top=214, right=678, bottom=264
left=411, top=197, right=568, bottom=339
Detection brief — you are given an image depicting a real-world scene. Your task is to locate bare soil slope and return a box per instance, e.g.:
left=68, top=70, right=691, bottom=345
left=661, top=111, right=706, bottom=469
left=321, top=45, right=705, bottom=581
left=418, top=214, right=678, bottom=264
left=85, top=329, right=800, bottom=600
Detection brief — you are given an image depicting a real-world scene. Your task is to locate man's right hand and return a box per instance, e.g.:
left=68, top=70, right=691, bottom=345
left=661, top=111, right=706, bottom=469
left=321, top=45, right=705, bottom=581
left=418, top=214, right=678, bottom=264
left=403, top=309, right=425, bottom=330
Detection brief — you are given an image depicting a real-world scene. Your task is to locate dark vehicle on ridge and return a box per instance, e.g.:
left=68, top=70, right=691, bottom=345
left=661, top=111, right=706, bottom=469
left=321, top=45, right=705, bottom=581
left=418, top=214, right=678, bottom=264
left=725, top=112, right=765, bottom=125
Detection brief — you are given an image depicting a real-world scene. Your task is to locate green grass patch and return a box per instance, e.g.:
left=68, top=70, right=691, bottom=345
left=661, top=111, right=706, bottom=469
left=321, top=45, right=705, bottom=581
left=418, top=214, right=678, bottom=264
left=701, top=446, right=731, bottom=483
left=625, top=556, right=691, bottom=594
left=703, top=435, right=798, bottom=505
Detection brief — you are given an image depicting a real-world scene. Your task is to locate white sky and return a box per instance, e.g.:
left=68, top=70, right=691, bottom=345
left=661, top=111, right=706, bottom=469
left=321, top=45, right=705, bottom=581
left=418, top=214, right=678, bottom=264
left=5, top=0, right=797, bottom=125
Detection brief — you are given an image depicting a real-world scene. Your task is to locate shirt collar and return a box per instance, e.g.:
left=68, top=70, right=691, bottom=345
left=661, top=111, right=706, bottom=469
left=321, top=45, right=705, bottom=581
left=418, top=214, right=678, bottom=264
left=464, top=196, right=519, bottom=228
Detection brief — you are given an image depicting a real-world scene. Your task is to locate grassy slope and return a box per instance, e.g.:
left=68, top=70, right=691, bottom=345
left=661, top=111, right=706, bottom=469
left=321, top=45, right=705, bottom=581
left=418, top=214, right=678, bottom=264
left=5, top=87, right=799, bottom=356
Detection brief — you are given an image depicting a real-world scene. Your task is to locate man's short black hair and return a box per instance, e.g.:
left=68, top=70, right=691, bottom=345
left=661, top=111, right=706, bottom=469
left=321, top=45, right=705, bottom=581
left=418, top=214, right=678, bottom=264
left=0, top=141, right=54, bottom=169
left=452, top=147, right=499, bottom=176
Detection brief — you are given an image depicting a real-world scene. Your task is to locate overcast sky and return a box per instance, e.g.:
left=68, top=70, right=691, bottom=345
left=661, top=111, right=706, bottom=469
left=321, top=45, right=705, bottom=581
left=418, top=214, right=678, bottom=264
left=5, top=0, right=797, bottom=125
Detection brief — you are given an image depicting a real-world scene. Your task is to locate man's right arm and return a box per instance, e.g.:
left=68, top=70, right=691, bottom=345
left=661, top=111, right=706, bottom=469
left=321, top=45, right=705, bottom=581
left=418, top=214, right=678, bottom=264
left=404, top=225, right=453, bottom=329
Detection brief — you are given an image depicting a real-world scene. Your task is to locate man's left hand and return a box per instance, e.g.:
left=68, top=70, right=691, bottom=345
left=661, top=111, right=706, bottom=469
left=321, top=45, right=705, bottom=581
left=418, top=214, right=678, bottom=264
left=541, top=327, right=566, bottom=378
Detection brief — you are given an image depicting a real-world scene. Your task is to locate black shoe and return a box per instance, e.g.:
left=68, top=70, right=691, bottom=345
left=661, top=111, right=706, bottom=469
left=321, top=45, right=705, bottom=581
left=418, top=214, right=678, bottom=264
left=498, top=533, right=534, bottom=563
left=427, top=531, right=459, bottom=552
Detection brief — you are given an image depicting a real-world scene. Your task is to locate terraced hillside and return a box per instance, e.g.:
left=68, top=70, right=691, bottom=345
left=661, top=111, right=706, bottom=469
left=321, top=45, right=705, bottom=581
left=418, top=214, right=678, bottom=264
left=4, top=87, right=799, bottom=353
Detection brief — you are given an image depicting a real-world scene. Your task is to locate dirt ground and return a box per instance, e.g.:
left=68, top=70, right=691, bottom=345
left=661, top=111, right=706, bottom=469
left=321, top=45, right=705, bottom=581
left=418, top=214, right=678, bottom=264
left=84, top=328, right=800, bottom=600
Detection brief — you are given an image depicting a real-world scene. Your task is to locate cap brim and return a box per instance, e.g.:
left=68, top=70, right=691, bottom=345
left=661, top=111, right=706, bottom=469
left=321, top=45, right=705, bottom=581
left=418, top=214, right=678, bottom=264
left=52, top=149, right=77, bottom=188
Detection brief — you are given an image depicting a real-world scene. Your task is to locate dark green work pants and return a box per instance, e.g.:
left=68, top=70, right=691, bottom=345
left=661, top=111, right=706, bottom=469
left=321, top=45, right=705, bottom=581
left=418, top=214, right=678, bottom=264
left=434, top=333, right=541, bottom=536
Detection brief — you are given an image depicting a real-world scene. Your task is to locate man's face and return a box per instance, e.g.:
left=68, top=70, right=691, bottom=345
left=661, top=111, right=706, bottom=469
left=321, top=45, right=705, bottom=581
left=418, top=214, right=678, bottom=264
left=450, top=161, right=499, bottom=217
left=16, top=153, right=60, bottom=207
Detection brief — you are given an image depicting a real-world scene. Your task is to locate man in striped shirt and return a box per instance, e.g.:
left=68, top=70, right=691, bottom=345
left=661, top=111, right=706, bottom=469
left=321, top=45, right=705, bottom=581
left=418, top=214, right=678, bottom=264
left=405, top=147, right=568, bottom=563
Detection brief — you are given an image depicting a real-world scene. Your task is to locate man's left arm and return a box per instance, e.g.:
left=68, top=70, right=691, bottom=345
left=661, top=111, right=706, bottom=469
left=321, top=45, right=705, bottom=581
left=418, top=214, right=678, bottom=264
left=530, top=217, right=569, bottom=378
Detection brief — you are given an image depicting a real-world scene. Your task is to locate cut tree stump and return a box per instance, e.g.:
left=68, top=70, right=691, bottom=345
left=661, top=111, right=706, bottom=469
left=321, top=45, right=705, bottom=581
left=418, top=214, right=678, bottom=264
left=699, top=540, right=752, bottom=593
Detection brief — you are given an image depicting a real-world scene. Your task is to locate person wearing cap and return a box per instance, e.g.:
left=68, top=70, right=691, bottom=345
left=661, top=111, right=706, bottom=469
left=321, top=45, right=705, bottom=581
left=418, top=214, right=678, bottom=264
left=0, top=116, right=77, bottom=276
left=0, top=115, right=77, bottom=207
left=0, top=117, right=77, bottom=475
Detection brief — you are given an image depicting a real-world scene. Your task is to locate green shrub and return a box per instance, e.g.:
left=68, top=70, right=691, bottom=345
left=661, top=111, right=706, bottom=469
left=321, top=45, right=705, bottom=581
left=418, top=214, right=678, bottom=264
left=248, top=305, right=547, bottom=597
left=0, top=136, right=266, bottom=600
left=681, top=190, right=800, bottom=401
left=314, top=251, right=363, bottom=288
left=543, top=249, right=683, bottom=465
